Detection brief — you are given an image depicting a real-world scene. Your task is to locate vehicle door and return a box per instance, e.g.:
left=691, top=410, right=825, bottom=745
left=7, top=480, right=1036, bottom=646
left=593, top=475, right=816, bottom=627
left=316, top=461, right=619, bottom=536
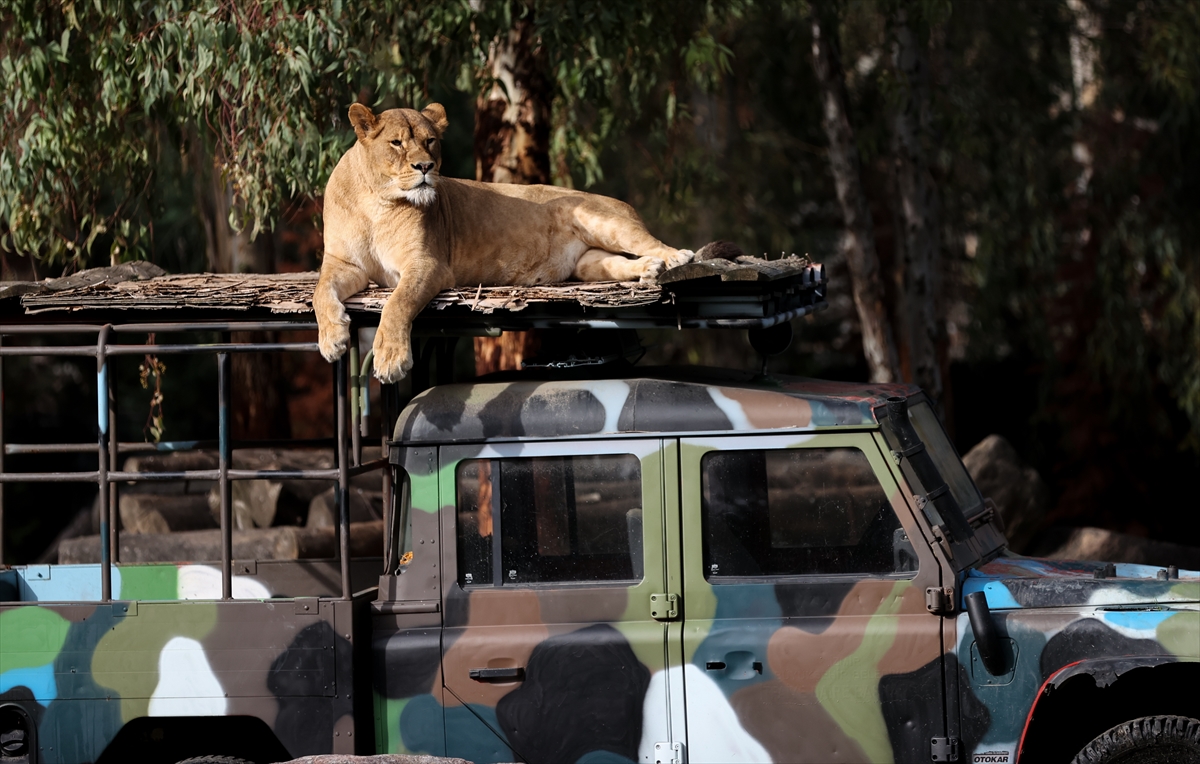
left=678, top=431, right=948, bottom=763
left=439, top=438, right=681, bottom=764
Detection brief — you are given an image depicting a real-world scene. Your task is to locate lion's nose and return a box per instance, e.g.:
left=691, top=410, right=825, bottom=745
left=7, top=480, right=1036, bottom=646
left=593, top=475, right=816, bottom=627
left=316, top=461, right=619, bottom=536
left=413, top=162, right=434, bottom=174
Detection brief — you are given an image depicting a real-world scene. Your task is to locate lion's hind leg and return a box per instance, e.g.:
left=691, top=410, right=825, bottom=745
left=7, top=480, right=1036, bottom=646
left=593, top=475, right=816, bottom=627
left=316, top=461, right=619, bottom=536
left=314, top=258, right=370, bottom=362
left=570, top=201, right=694, bottom=271
left=573, top=248, right=667, bottom=283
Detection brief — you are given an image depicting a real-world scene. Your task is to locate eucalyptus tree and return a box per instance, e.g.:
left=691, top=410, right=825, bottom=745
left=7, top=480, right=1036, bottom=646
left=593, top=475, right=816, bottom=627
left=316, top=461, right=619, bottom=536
left=0, top=0, right=733, bottom=272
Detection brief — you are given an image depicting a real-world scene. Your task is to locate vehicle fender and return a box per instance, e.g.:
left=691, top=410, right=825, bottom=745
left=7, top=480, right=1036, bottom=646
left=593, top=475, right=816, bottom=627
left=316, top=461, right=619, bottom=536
left=1017, top=655, right=1185, bottom=761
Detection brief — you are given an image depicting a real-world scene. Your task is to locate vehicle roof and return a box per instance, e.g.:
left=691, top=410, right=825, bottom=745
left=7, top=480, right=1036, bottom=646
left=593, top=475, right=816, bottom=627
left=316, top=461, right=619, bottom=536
left=392, top=366, right=921, bottom=444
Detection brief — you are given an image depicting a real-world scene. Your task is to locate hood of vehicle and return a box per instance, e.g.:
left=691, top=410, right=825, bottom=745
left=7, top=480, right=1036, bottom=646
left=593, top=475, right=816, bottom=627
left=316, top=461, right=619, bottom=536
left=962, top=555, right=1200, bottom=610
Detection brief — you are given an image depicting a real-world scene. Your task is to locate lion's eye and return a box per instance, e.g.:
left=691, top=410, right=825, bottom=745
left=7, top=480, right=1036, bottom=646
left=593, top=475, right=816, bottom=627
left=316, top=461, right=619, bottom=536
left=390, top=139, right=403, bottom=148
left=426, top=138, right=437, bottom=148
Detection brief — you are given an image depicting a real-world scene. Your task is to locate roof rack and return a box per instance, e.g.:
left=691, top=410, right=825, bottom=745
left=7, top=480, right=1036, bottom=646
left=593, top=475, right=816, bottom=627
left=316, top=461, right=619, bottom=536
left=2, top=256, right=827, bottom=332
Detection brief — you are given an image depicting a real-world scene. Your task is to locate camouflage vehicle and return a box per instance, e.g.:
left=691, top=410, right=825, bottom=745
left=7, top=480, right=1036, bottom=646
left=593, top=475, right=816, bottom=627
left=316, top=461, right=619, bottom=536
left=0, top=264, right=1197, bottom=764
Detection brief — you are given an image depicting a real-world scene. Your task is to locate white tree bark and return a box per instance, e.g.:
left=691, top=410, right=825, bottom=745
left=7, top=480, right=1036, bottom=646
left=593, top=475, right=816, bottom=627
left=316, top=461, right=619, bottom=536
left=473, top=18, right=552, bottom=374
left=810, top=10, right=902, bottom=384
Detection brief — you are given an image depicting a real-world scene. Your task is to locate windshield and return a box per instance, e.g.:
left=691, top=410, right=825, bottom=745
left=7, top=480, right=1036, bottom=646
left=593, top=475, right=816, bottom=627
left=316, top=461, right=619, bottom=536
left=907, top=401, right=984, bottom=520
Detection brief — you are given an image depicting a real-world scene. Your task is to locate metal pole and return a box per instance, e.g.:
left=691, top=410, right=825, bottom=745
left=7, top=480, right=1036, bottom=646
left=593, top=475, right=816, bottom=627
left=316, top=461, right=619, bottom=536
left=336, top=354, right=351, bottom=600
left=349, top=332, right=361, bottom=468
left=108, top=355, right=119, bottom=564
left=218, top=352, right=232, bottom=600
left=0, top=335, right=5, bottom=565
left=97, top=325, right=113, bottom=601
left=381, top=382, right=393, bottom=572
left=360, top=349, right=375, bottom=445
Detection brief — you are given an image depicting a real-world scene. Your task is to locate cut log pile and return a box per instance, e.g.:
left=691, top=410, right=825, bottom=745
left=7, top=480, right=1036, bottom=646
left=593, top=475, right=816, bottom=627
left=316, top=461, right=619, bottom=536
left=59, top=520, right=384, bottom=564
left=58, top=448, right=385, bottom=564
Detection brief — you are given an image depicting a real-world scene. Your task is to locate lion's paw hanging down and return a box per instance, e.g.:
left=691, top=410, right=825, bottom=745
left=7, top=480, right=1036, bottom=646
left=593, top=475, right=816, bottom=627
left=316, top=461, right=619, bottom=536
left=313, top=102, right=694, bottom=382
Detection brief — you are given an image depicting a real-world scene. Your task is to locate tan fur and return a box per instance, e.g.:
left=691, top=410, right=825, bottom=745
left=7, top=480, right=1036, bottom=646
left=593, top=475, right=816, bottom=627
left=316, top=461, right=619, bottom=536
left=315, top=103, right=693, bottom=382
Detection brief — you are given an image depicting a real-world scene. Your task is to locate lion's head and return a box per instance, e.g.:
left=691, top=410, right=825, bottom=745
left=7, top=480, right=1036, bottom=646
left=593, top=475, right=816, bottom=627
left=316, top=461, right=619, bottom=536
left=347, top=103, right=449, bottom=208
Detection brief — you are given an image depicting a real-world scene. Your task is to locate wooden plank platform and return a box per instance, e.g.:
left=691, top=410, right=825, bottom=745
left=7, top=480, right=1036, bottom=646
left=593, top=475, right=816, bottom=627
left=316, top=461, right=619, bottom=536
left=1, top=255, right=826, bottom=331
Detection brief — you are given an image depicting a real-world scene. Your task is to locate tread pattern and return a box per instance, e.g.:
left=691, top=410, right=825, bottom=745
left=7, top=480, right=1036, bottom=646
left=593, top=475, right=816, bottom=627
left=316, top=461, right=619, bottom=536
left=1072, top=715, right=1200, bottom=764
left=174, top=757, right=257, bottom=764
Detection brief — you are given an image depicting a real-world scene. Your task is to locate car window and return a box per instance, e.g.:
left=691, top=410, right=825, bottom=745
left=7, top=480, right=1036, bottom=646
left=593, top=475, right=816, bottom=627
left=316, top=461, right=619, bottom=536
left=700, top=447, right=915, bottom=579
left=456, top=454, right=643, bottom=586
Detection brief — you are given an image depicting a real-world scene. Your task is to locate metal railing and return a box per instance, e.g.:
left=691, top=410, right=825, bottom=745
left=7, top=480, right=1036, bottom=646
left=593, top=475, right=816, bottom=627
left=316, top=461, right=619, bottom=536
left=0, top=320, right=393, bottom=602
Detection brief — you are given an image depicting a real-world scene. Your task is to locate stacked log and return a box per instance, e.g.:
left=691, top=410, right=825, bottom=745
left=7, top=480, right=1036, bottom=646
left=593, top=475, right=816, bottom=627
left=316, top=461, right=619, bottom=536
left=59, top=520, right=385, bottom=564
left=119, top=494, right=214, bottom=535
left=57, top=447, right=386, bottom=563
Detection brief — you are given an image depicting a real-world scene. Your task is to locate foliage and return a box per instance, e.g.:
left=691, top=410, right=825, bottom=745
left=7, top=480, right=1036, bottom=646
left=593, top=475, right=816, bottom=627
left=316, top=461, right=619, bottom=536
left=0, top=0, right=735, bottom=269
left=603, top=0, right=1200, bottom=537
left=3, top=0, right=1200, bottom=540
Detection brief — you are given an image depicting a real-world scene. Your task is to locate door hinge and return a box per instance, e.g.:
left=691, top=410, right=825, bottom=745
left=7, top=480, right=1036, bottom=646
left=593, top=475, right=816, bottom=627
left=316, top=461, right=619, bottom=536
left=931, top=737, right=960, bottom=762
left=925, top=587, right=955, bottom=615
left=650, top=592, right=679, bottom=621
left=654, top=741, right=684, bottom=764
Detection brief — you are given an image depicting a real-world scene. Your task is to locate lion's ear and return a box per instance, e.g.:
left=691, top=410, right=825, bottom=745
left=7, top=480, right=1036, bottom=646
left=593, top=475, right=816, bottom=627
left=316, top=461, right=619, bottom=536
left=348, top=103, right=377, bottom=141
left=421, top=103, right=450, bottom=135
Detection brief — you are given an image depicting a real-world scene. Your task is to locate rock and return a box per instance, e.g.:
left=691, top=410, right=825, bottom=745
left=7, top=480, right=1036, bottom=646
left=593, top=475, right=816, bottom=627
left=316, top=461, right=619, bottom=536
left=1040, top=526, right=1200, bottom=570
left=962, top=434, right=1049, bottom=553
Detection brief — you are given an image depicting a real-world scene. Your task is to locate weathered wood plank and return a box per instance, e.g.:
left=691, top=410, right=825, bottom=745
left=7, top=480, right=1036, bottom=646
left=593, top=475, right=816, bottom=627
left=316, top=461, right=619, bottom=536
left=11, top=255, right=816, bottom=315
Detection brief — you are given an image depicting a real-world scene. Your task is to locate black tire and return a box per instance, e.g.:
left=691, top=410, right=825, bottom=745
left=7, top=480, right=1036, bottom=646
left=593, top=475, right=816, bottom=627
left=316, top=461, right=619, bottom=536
left=1072, top=715, right=1200, bottom=764
left=175, top=757, right=256, bottom=764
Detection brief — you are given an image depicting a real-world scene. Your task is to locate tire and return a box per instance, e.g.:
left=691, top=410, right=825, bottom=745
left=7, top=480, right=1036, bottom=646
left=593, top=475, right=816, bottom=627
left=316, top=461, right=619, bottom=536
left=1072, top=715, right=1200, bottom=764
left=175, top=757, right=256, bottom=764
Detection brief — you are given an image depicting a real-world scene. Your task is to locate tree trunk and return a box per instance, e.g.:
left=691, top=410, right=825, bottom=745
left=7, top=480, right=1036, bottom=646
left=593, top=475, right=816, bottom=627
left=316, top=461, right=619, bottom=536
left=191, top=145, right=291, bottom=439
left=810, top=9, right=902, bottom=384
left=474, top=20, right=552, bottom=185
left=473, top=18, right=553, bottom=375
left=889, top=3, right=944, bottom=405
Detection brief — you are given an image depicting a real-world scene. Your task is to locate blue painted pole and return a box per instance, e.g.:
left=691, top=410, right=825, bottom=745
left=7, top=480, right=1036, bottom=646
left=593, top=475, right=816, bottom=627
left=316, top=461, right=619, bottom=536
left=96, top=325, right=112, bottom=601
left=218, top=351, right=232, bottom=600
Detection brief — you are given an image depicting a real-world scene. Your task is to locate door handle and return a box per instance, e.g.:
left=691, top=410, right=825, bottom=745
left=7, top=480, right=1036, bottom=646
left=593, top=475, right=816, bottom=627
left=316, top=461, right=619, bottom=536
left=469, top=667, right=525, bottom=682
left=705, top=660, right=762, bottom=675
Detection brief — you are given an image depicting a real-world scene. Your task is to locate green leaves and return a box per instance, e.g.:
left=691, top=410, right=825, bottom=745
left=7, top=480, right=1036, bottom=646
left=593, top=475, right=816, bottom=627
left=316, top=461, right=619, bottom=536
left=1, top=0, right=737, bottom=269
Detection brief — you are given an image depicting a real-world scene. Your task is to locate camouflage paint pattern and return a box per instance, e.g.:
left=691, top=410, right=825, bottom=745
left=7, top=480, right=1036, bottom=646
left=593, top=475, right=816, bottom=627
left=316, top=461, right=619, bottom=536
left=373, top=373, right=1199, bottom=764
left=391, top=370, right=917, bottom=444
left=4, top=371, right=1197, bottom=763
left=956, top=557, right=1200, bottom=762
left=0, top=563, right=361, bottom=762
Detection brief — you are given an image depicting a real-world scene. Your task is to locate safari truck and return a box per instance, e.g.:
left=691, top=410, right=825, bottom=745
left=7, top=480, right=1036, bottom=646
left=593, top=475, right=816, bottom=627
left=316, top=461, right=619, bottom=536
left=0, top=260, right=1196, bottom=764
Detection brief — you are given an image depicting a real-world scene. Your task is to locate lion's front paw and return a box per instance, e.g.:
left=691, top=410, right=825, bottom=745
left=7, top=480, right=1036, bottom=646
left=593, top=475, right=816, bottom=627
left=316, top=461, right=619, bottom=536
left=373, top=337, right=414, bottom=383
left=318, top=318, right=351, bottom=363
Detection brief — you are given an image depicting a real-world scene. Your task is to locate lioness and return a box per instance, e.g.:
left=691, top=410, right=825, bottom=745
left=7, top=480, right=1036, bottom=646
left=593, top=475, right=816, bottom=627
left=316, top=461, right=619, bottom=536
left=314, top=103, right=694, bottom=382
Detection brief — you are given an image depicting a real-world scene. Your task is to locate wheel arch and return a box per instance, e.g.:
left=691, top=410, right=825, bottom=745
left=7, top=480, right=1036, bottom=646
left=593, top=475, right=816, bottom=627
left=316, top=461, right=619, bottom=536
left=94, top=715, right=293, bottom=764
left=1017, top=657, right=1200, bottom=764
